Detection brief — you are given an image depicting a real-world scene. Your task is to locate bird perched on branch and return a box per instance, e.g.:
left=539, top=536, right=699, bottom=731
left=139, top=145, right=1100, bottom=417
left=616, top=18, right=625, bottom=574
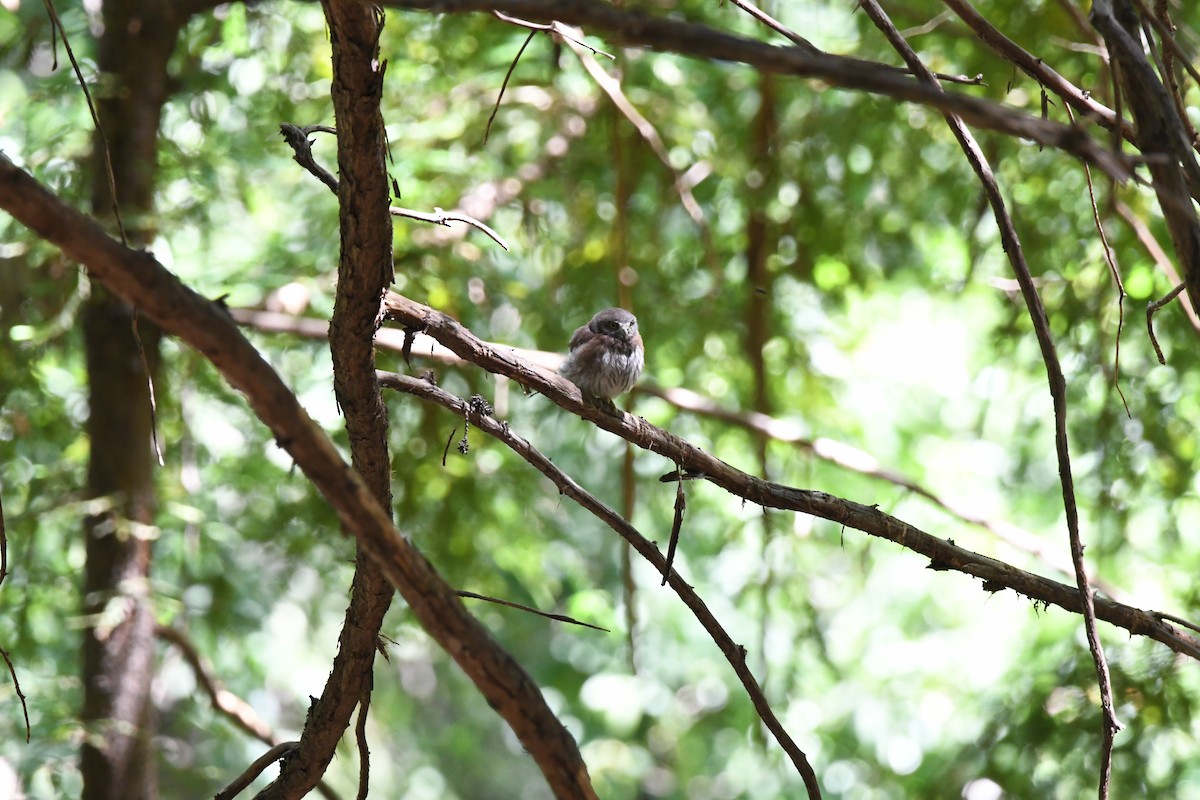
left=559, top=307, right=644, bottom=412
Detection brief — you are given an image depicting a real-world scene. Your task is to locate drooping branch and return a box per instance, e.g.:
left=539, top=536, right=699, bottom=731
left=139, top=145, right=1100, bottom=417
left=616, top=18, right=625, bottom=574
left=0, top=154, right=598, bottom=800
left=380, top=292, right=1200, bottom=662
left=853, top=4, right=1119, bottom=795
left=379, top=0, right=1133, bottom=182
left=376, top=371, right=823, bottom=800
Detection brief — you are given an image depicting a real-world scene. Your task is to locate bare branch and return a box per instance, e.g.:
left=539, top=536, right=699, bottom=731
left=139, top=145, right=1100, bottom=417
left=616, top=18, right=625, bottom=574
left=380, top=0, right=1134, bottom=182
left=455, top=590, right=610, bottom=632
left=493, top=10, right=613, bottom=58
left=214, top=742, right=299, bottom=800
left=1112, top=199, right=1200, bottom=331
left=941, top=0, right=1134, bottom=140
left=380, top=292, right=1200, bottom=662
left=156, top=626, right=273, bottom=744
left=0, top=153, right=598, bottom=800
left=1148, top=281, right=1187, bottom=364
left=854, top=3, right=1120, bottom=794
left=1092, top=0, right=1200, bottom=314
left=377, top=370, right=823, bottom=799
left=278, top=122, right=509, bottom=250
left=484, top=29, right=536, bottom=145
left=0, top=646, right=29, bottom=744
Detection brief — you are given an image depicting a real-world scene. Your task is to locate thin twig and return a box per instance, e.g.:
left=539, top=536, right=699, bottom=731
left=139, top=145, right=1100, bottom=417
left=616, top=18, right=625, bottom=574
left=1066, top=104, right=1130, bottom=416
left=131, top=314, right=165, bottom=464
left=493, top=10, right=614, bottom=58
left=456, top=590, right=610, bottom=632
left=856, top=4, right=1120, bottom=796
left=156, top=625, right=347, bottom=799
left=729, top=0, right=983, bottom=84
left=560, top=31, right=719, bottom=273
left=378, top=371, right=823, bottom=799
left=279, top=123, right=340, bottom=193
left=215, top=742, right=300, bottom=800
left=42, top=0, right=127, bottom=244
left=1147, top=282, right=1186, bottom=364
left=484, top=30, right=536, bottom=144
left=724, top=0, right=818, bottom=51
left=0, top=646, right=29, bottom=743
left=662, top=471, right=685, bottom=586
left=278, top=124, right=509, bottom=249
left=1133, top=0, right=1200, bottom=88
left=389, top=206, right=509, bottom=250
left=1112, top=199, right=1200, bottom=330
left=940, top=0, right=1134, bottom=141
left=381, top=0, right=1135, bottom=183
left=0, top=489, right=6, bottom=588
left=1154, top=610, right=1200, bottom=635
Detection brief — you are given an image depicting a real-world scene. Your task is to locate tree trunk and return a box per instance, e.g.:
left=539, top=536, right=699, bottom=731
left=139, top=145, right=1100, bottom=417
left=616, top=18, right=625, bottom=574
left=80, top=1, right=182, bottom=797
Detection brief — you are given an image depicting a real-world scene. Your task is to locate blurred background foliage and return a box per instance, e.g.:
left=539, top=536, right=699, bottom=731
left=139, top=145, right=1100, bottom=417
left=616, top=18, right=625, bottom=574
left=2, top=0, right=1200, bottom=798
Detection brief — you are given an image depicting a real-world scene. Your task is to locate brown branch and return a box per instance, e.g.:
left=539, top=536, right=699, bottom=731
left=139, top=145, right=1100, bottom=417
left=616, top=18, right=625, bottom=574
left=279, top=123, right=340, bottom=193
left=258, top=4, right=399, bottom=797
left=377, top=371, right=823, bottom=799
left=0, top=646, right=29, bottom=744
left=229, top=305, right=1127, bottom=604
left=638, top=384, right=1129, bottom=601
left=456, top=590, right=610, bottom=632
left=379, top=0, right=1134, bottom=183
left=1112, top=198, right=1200, bottom=331
left=1148, top=281, right=1187, bottom=364
left=855, top=4, right=1120, bottom=796
left=214, top=742, right=299, bottom=800
left=940, top=0, right=1134, bottom=141
left=0, top=156, right=598, bottom=798
left=355, top=686, right=370, bottom=800
left=379, top=292, right=1200, bottom=662
left=278, top=122, right=509, bottom=250
left=156, top=626, right=272, bottom=744
left=1091, top=1, right=1200, bottom=315
left=560, top=30, right=718, bottom=273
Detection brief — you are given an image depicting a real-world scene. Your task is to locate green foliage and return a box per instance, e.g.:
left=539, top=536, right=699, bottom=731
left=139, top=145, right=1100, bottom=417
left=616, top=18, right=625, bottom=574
left=4, top=1, right=1200, bottom=798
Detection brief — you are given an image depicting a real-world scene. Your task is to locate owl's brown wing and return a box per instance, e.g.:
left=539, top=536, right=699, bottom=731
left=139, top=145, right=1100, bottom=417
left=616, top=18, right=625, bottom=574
left=567, top=324, right=595, bottom=351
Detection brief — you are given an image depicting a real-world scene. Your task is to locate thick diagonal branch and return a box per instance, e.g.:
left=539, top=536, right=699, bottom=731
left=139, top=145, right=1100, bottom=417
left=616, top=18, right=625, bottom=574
left=0, top=155, right=597, bottom=800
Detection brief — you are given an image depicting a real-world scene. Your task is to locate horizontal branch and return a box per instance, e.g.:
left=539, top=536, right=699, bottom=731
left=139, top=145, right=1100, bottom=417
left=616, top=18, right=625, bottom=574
left=379, top=0, right=1133, bottom=182
left=231, top=305, right=1133, bottom=605
left=381, top=292, right=1200, bottom=662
